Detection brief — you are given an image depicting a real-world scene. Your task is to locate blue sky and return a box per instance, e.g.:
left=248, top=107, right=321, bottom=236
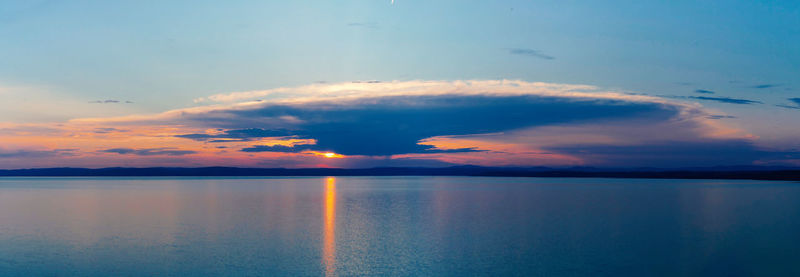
left=0, top=1, right=798, bottom=168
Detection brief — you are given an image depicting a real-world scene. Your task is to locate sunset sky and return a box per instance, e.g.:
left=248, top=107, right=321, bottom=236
left=1, top=1, right=798, bottom=169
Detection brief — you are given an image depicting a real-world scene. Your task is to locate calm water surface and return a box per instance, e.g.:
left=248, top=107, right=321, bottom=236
left=1, top=177, right=799, bottom=276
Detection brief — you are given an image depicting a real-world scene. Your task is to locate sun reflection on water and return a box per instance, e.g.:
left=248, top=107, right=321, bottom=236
left=323, top=177, right=337, bottom=276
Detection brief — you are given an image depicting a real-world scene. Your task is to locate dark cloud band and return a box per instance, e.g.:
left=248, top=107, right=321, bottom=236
left=178, top=94, right=680, bottom=156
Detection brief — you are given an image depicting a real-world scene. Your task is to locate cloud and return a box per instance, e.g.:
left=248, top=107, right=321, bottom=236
left=177, top=128, right=293, bottom=141
left=88, top=99, right=133, bottom=104
left=688, top=96, right=762, bottom=105
left=774, top=98, right=800, bottom=110
left=411, top=114, right=757, bottom=167
left=0, top=125, right=62, bottom=136
left=694, top=89, right=715, bottom=94
left=508, top=48, right=554, bottom=60
left=547, top=140, right=798, bottom=168
left=752, top=84, right=780, bottom=89
left=93, top=127, right=128, bottom=134
left=7, top=80, right=782, bottom=168
left=241, top=145, right=307, bottom=153
left=420, top=147, right=485, bottom=153
left=240, top=143, right=483, bottom=154
left=101, top=148, right=196, bottom=156
left=706, top=115, right=736, bottom=119
left=191, top=80, right=598, bottom=103
left=776, top=105, right=800, bottom=110
left=0, top=148, right=76, bottom=158
left=146, top=81, right=748, bottom=160
left=211, top=94, right=681, bottom=156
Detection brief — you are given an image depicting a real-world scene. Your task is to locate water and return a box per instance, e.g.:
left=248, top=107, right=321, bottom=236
left=0, top=177, right=799, bottom=276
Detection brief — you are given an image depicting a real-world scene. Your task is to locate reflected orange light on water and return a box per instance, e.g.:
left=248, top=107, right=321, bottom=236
left=323, top=177, right=337, bottom=276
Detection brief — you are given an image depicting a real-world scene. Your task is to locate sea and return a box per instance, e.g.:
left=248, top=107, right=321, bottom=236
left=1, top=176, right=799, bottom=276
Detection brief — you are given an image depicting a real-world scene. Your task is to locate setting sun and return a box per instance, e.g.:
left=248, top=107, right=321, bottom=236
left=318, top=152, right=343, bottom=158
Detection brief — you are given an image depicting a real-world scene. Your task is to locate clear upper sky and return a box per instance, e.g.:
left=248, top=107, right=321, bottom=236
left=0, top=1, right=798, bottom=168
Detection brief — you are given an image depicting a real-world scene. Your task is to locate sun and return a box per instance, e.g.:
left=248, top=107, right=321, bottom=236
left=309, top=151, right=344, bottom=158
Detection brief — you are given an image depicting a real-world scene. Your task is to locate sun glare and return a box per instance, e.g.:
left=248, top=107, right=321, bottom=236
left=308, top=151, right=344, bottom=158
left=324, top=152, right=336, bottom=158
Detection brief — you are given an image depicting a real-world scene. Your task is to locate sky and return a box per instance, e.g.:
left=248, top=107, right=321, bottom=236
left=0, top=0, right=798, bottom=169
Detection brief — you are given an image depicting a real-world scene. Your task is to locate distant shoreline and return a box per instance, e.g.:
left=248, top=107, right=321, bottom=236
left=1, top=166, right=799, bottom=181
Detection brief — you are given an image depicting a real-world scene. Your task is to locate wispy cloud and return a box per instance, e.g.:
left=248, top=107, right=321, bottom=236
left=177, top=128, right=293, bottom=141
left=689, top=96, right=762, bottom=105
left=776, top=98, right=800, bottom=110
left=752, top=84, right=780, bottom=89
left=706, top=115, right=736, bottom=119
left=93, top=127, right=128, bottom=134
left=194, top=80, right=597, bottom=103
left=694, top=89, right=715, bottom=94
left=0, top=148, right=76, bottom=158
left=241, top=145, right=307, bottom=153
left=101, top=148, right=196, bottom=156
left=88, top=99, right=133, bottom=104
left=508, top=48, right=555, bottom=60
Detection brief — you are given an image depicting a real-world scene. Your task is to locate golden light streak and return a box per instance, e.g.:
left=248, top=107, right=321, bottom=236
left=323, top=177, right=337, bottom=276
